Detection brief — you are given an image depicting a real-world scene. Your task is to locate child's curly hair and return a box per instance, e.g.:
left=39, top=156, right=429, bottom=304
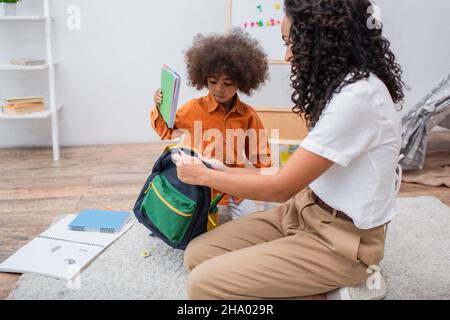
left=185, top=30, right=269, bottom=96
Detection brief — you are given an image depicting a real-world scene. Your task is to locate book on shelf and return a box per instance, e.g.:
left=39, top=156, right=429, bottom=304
left=4, top=102, right=45, bottom=109
left=2, top=105, right=47, bottom=115
left=2, top=97, right=47, bottom=115
left=3, top=96, right=45, bottom=104
left=10, top=58, right=47, bottom=66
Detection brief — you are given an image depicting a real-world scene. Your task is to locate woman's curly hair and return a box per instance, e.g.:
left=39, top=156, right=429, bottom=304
left=284, top=0, right=405, bottom=128
left=185, top=30, right=269, bottom=95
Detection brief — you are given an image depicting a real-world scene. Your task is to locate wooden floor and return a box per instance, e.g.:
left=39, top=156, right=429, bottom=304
left=0, top=142, right=448, bottom=300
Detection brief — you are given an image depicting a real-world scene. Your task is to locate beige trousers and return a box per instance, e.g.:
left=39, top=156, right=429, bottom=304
left=184, top=188, right=386, bottom=299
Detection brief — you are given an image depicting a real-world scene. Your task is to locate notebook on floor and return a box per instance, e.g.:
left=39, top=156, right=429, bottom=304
left=68, top=209, right=130, bottom=233
left=0, top=214, right=133, bottom=280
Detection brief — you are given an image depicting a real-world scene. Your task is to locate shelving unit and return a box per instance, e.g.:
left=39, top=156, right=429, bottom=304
left=0, top=0, right=62, bottom=161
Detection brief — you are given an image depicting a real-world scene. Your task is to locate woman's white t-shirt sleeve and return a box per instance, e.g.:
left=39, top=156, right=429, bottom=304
left=301, top=84, right=381, bottom=167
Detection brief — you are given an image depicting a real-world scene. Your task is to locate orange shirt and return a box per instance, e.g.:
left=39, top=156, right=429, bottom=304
left=150, top=93, right=272, bottom=205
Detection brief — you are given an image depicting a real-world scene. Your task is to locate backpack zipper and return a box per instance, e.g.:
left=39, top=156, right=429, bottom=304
left=150, top=183, right=193, bottom=217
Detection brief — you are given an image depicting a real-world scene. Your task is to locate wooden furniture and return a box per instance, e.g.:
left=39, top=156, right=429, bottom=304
left=256, top=107, right=308, bottom=142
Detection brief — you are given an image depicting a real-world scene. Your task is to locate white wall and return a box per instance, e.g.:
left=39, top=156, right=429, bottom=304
left=0, top=0, right=449, bottom=148
left=376, top=0, right=450, bottom=110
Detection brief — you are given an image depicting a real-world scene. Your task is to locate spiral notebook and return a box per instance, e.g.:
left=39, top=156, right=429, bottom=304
left=68, top=209, right=130, bottom=233
left=0, top=214, right=132, bottom=280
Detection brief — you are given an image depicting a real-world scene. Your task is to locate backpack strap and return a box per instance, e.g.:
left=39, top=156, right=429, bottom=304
left=163, top=144, right=202, bottom=156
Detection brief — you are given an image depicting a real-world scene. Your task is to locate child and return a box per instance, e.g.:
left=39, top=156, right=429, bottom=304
left=151, top=30, right=273, bottom=220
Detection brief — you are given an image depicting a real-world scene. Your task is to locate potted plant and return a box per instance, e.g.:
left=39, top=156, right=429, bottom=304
left=0, top=0, right=21, bottom=16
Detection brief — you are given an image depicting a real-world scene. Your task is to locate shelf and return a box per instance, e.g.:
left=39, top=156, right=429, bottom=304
left=0, top=63, right=52, bottom=71
left=0, top=105, right=63, bottom=120
left=0, top=62, right=58, bottom=71
left=0, top=15, right=47, bottom=21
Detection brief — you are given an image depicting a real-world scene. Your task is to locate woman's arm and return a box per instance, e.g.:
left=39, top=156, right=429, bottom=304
left=176, top=147, right=333, bottom=203
left=224, top=166, right=267, bottom=175
left=199, top=155, right=269, bottom=175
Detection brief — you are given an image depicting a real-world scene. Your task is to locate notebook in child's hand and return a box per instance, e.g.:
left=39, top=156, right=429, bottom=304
left=68, top=209, right=130, bottom=233
left=160, top=65, right=180, bottom=129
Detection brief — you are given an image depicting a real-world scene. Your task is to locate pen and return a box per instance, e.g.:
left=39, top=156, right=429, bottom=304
left=210, top=193, right=225, bottom=211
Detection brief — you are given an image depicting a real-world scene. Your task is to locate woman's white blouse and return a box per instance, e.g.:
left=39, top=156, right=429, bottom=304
left=301, top=73, right=402, bottom=229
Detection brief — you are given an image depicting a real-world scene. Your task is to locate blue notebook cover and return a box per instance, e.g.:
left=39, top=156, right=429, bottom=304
left=68, top=209, right=130, bottom=233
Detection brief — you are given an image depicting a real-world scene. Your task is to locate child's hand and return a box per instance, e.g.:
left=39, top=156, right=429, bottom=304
left=153, top=89, right=162, bottom=107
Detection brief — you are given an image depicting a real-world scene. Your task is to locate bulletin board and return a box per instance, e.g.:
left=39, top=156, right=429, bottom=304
left=227, top=0, right=287, bottom=64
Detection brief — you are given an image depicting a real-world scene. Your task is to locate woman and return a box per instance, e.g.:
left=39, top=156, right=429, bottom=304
left=174, top=0, right=404, bottom=300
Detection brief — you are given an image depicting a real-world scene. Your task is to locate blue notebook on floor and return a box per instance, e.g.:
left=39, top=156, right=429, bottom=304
left=68, top=209, right=131, bottom=233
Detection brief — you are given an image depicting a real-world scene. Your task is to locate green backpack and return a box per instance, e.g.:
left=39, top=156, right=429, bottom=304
left=133, top=145, right=219, bottom=250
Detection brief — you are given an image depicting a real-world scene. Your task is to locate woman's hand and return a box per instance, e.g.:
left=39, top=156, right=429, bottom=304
left=153, top=88, right=162, bottom=107
left=172, top=152, right=209, bottom=186
left=197, top=154, right=226, bottom=172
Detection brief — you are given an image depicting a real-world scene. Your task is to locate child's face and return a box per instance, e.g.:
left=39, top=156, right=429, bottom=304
left=207, top=75, right=238, bottom=105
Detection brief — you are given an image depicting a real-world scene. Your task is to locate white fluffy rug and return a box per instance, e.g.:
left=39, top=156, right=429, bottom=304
left=6, top=197, right=450, bottom=300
